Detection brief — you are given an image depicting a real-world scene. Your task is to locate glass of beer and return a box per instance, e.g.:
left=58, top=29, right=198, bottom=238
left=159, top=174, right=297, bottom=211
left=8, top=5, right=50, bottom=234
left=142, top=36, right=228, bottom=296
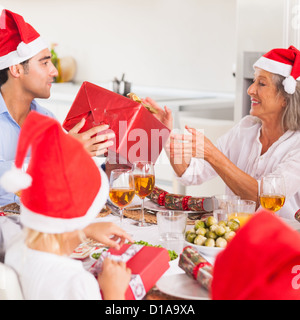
left=260, top=174, right=286, bottom=213
left=132, top=161, right=155, bottom=227
left=109, top=169, right=135, bottom=227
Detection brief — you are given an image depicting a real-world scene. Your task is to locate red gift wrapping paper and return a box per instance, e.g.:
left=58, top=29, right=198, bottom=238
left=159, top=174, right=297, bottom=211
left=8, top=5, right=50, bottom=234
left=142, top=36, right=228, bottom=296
left=62, top=82, right=170, bottom=164
left=89, top=244, right=170, bottom=300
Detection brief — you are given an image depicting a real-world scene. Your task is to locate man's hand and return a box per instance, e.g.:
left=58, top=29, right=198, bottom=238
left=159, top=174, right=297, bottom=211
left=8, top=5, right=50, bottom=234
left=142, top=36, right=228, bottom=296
left=68, top=118, right=115, bottom=157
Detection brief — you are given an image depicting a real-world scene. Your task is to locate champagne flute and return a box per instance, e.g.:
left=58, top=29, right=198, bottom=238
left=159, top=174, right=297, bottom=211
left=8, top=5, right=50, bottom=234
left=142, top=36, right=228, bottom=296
left=109, top=169, right=135, bottom=227
left=260, top=174, right=286, bottom=213
left=132, top=161, right=155, bottom=227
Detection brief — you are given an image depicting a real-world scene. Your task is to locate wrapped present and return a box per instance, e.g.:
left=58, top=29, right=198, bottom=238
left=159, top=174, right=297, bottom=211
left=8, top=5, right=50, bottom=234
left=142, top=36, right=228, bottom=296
left=179, top=246, right=213, bottom=291
left=148, top=186, right=216, bottom=212
left=62, top=82, right=170, bottom=164
left=89, top=243, right=170, bottom=300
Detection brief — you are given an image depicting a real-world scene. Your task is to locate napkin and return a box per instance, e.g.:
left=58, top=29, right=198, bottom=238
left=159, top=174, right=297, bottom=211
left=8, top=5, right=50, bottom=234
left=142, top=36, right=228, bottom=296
left=211, top=210, right=300, bottom=300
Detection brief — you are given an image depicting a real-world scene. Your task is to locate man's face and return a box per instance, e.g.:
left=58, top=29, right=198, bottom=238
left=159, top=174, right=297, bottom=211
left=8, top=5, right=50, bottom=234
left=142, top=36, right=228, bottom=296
left=20, top=48, right=58, bottom=99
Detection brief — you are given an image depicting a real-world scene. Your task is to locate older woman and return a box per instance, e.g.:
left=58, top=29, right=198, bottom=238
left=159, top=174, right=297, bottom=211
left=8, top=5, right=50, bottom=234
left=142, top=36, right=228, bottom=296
left=149, top=46, right=300, bottom=220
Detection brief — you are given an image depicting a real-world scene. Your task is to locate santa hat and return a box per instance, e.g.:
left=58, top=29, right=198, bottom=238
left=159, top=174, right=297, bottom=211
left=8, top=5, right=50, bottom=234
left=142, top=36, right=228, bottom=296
left=253, top=46, right=300, bottom=95
left=0, top=9, right=48, bottom=70
left=211, top=210, right=300, bottom=300
left=0, top=112, right=109, bottom=234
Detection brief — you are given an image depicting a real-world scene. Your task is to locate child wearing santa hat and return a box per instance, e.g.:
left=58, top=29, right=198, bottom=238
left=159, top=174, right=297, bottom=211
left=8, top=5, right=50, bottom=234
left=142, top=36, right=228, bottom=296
left=2, top=112, right=132, bottom=300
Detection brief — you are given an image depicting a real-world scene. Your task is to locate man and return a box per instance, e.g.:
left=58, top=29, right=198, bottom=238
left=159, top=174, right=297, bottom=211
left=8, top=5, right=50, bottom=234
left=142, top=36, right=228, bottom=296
left=0, top=9, right=115, bottom=206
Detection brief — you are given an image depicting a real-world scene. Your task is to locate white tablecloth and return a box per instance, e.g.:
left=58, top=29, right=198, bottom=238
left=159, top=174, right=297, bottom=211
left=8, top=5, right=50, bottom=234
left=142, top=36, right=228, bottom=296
left=92, top=213, right=186, bottom=276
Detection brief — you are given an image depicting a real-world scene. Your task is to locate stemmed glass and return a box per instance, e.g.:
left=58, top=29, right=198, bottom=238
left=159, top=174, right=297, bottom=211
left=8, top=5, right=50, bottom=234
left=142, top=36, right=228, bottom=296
left=259, top=174, right=286, bottom=213
left=109, top=169, right=135, bottom=227
left=132, top=161, right=155, bottom=227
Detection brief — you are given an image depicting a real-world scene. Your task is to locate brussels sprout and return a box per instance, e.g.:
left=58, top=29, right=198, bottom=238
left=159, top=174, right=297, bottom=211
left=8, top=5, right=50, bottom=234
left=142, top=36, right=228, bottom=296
left=204, top=238, right=215, bottom=247
left=224, top=226, right=231, bottom=233
left=186, top=232, right=197, bottom=243
left=228, top=219, right=240, bottom=231
left=194, top=220, right=205, bottom=230
left=194, top=235, right=207, bottom=246
left=215, top=225, right=226, bottom=237
left=209, top=224, right=218, bottom=232
left=196, top=226, right=207, bottom=236
left=205, top=230, right=217, bottom=240
left=216, top=237, right=227, bottom=248
left=205, top=216, right=218, bottom=227
left=218, top=220, right=227, bottom=228
left=224, top=231, right=236, bottom=242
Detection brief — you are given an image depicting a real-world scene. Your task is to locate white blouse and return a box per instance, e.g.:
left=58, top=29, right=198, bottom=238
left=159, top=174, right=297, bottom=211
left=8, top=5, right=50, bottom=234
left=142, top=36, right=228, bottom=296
left=177, top=116, right=300, bottom=220
left=5, top=236, right=102, bottom=300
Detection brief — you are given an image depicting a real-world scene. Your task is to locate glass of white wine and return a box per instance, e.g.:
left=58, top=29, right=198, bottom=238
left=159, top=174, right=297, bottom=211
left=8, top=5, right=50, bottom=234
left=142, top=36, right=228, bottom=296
left=109, top=169, right=135, bottom=227
left=132, top=161, right=155, bottom=227
left=259, top=174, right=286, bottom=213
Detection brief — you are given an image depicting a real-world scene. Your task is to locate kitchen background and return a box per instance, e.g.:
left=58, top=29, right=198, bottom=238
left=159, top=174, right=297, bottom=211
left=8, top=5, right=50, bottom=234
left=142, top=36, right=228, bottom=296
left=1, top=0, right=299, bottom=195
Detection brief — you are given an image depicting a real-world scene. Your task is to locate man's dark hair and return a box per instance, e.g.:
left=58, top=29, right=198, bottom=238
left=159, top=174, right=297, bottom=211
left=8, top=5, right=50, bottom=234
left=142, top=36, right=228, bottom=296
left=0, top=59, right=30, bottom=87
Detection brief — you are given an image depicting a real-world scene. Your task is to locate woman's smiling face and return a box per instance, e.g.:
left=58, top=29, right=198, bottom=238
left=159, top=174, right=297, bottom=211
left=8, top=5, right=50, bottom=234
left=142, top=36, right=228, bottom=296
left=247, top=68, right=286, bottom=122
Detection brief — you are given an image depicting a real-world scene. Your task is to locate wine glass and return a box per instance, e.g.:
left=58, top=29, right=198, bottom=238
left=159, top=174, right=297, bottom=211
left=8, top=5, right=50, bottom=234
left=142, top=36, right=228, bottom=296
left=260, top=174, right=286, bottom=213
left=109, top=169, right=135, bottom=227
left=132, top=161, right=155, bottom=227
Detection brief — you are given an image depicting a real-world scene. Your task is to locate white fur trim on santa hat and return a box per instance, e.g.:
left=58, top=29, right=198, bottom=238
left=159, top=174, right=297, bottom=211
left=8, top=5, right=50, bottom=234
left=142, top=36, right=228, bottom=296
left=20, top=168, right=109, bottom=234
left=253, top=56, right=292, bottom=77
left=283, top=75, right=297, bottom=94
left=0, top=36, right=48, bottom=70
left=0, top=166, right=32, bottom=193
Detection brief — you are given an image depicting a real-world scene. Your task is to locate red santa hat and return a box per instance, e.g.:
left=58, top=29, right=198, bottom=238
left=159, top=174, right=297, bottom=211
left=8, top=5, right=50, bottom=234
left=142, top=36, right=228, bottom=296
left=211, top=210, right=300, bottom=300
left=0, top=9, right=48, bottom=70
left=253, top=46, right=300, bottom=94
left=0, top=112, right=109, bottom=234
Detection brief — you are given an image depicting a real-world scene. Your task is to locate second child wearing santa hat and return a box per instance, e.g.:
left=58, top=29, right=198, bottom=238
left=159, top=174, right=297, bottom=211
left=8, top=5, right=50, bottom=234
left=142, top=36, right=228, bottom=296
left=2, top=112, right=132, bottom=300
left=0, top=9, right=115, bottom=207
left=149, top=46, right=300, bottom=220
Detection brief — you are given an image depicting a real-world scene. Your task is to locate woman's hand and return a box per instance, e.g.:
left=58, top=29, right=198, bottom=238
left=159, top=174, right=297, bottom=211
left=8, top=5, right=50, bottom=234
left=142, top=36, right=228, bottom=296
left=143, top=97, right=173, bottom=130
left=83, top=222, right=133, bottom=250
left=98, top=258, right=131, bottom=300
left=68, top=119, right=115, bottom=157
left=165, top=125, right=215, bottom=177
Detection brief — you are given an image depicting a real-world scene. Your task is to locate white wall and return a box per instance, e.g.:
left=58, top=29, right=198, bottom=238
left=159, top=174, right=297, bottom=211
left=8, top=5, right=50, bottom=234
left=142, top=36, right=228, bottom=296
left=1, top=0, right=237, bottom=93
left=234, top=0, right=286, bottom=121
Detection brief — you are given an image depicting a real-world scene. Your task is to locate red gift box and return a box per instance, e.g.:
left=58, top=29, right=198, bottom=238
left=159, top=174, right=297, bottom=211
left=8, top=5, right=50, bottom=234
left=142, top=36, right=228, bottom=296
left=89, top=243, right=170, bottom=300
left=62, top=82, right=170, bottom=164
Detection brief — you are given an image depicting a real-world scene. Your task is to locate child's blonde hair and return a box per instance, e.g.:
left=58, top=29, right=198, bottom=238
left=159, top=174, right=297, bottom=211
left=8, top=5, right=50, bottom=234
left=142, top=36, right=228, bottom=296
left=25, top=228, right=64, bottom=255
left=24, top=228, right=87, bottom=255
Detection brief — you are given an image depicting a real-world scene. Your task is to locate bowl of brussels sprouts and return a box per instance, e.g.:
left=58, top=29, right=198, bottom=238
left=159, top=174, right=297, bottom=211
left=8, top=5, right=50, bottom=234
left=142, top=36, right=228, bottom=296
left=185, top=216, right=240, bottom=258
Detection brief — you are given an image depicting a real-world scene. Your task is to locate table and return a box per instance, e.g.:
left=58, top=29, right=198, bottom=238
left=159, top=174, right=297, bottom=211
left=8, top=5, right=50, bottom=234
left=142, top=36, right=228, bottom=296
left=82, top=213, right=198, bottom=300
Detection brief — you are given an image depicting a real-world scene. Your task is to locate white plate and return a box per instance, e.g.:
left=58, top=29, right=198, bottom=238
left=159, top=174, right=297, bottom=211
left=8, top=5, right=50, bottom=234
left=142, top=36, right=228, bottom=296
left=184, top=241, right=224, bottom=259
left=156, top=273, right=210, bottom=300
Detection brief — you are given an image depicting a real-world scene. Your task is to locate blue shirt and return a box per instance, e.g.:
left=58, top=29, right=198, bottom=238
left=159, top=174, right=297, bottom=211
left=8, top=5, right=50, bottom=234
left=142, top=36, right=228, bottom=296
left=0, top=93, right=55, bottom=206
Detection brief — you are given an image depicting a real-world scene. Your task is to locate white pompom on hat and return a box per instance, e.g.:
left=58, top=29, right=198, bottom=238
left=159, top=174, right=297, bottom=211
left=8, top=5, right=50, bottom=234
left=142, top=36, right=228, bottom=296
left=253, top=45, right=300, bottom=94
left=0, top=112, right=109, bottom=234
left=0, top=9, right=48, bottom=70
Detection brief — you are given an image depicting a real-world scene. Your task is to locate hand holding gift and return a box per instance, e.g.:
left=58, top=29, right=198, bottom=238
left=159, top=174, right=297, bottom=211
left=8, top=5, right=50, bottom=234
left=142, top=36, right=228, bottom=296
left=68, top=120, right=115, bottom=157
left=63, top=82, right=170, bottom=164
